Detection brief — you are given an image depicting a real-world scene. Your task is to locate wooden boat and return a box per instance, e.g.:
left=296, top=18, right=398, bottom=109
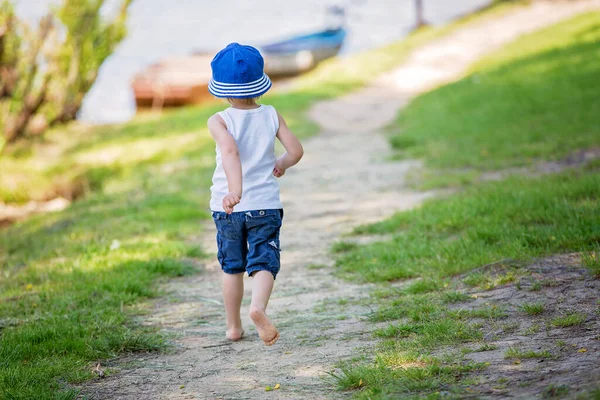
left=131, top=54, right=213, bottom=108
left=132, top=28, right=346, bottom=108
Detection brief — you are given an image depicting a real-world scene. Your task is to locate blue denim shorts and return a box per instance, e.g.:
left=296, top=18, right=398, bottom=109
left=212, top=209, right=283, bottom=279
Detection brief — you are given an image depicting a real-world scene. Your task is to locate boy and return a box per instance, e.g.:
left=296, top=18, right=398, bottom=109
left=207, top=43, right=303, bottom=346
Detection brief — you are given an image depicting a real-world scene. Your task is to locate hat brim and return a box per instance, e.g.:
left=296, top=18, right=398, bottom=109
left=208, top=73, right=272, bottom=98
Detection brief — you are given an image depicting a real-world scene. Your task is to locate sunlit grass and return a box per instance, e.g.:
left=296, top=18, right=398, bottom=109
left=336, top=172, right=600, bottom=283
left=551, top=313, right=587, bottom=328
left=520, top=302, right=545, bottom=316
left=505, top=347, right=553, bottom=359
left=581, top=245, right=600, bottom=277
left=388, top=12, right=600, bottom=189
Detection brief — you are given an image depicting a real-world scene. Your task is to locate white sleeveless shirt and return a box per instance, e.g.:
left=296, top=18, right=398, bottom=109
left=210, top=105, right=283, bottom=212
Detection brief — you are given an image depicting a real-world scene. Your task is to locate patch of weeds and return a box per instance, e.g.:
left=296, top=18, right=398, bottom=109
left=442, top=291, right=472, bottom=304
left=474, top=343, right=498, bottom=352
left=306, top=263, right=327, bottom=270
left=574, top=388, right=600, bottom=400
left=331, top=241, right=358, bottom=254
left=530, top=280, right=542, bottom=291
left=555, top=339, right=567, bottom=348
left=505, top=347, right=553, bottom=360
left=542, top=384, right=570, bottom=398
left=184, top=245, right=204, bottom=258
left=582, top=245, right=600, bottom=277
left=371, top=286, right=402, bottom=299
left=524, top=324, right=541, bottom=336
left=497, top=270, right=518, bottom=285
left=332, top=357, right=488, bottom=396
left=462, top=270, right=517, bottom=290
left=409, top=319, right=483, bottom=350
left=312, top=304, right=328, bottom=314
left=374, top=323, right=421, bottom=339
left=463, top=272, right=491, bottom=288
left=370, top=293, right=444, bottom=322
left=520, top=302, right=545, bottom=316
left=501, top=322, right=520, bottom=334
left=405, top=277, right=446, bottom=294
left=551, top=312, right=586, bottom=328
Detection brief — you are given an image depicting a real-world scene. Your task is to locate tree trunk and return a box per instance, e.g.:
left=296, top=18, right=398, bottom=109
left=3, top=75, right=51, bottom=142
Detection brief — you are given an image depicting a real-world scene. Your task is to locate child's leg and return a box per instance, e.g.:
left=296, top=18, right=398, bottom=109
left=249, top=270, right=279, bottom=346
left=244, top=209, right=283, bottom=346
left=223, top=272, right=244, bottom=341
left=212, top=211, right=247, bottom=341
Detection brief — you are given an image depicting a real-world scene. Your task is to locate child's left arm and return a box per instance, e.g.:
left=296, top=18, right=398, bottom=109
left=273, top=112, right=303, bottom=178
left=208, top=114, right=242, bottom=214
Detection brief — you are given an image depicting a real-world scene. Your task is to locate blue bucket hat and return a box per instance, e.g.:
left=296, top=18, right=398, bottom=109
left=208, top=43, right=272, bottom=98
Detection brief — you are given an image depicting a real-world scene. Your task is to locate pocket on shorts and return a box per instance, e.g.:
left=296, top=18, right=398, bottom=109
left=245, top=210, right=282, bottom=241
left=212, top=212, right=240, bottom=240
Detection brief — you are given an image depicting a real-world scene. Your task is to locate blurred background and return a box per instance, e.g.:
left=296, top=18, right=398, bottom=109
left=16, top=0, right=491, bottom=124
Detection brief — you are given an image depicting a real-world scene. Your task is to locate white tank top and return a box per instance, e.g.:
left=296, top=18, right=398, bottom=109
left=210, top=104, right=283, bottom=212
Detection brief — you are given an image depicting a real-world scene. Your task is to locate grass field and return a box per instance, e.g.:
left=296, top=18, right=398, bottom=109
left=0, top=3, right=532, bottom=398
left=332, top=12, right=600, bottom=399
left=387, top=11, right=600, bottom=189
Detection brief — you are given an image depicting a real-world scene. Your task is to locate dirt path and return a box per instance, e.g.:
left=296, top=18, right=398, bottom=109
left=80, top=2, right=600, bottom=399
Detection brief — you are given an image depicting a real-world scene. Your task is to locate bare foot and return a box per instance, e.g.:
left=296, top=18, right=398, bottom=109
left=226, top=327, right=244, bottom=342
left=249, top=307, right=280, bottom=346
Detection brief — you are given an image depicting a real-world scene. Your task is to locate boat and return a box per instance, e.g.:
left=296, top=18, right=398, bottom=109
left=131, top=54, right=213, bottom=108
left=262, top=27, right=347, bottom=78
left=132, top=28, right=346, bottom=108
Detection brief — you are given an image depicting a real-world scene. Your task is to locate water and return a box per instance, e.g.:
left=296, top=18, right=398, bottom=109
left=16, top=0, right=490, bottom=124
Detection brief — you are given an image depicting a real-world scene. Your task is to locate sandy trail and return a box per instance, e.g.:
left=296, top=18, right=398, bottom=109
left=80, top=2, right=600, bottom=399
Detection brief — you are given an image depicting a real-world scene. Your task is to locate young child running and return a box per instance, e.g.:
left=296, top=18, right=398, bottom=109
left=207, top=43, right=304, bottom=346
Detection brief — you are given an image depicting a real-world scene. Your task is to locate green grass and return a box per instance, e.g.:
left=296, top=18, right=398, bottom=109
left=462, top=269, right=518, bottom=290
left=551, top=313, right=587, bottom=328
left=337, top=171, right=600, bottom=283
left=441, top=291, right=472, bottom=304
left=520, top=302, right=545, bottom=315
left=333, top=12, right=600, bottom=399
left=474, top=343, right=498, bottom=352
left=306, top=263, right=328, bottom=270
left=581, top=245, right=600, bottom=277
left=332, top=357, right=487, bottom=399
left=387, top=12, right=600, bottom=189
left=524, top=324, right=541, bottom=335
left=542, top=384, right=570, bottom=399
left=504, top=347, right=553, bottom=360
left=530, top=280, right=543, bottom=291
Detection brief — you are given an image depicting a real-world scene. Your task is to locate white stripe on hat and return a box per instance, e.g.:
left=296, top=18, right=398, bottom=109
left=210, top=75, right=267, bottom=87
left=209, top=74, right=272, bottom=98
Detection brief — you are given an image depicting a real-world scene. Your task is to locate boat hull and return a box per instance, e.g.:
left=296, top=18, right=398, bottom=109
left=132, top=28, right=346, bottom=108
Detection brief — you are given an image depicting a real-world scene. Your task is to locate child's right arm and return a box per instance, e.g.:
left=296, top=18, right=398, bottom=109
left=208, top=114, right=242, bottom=214
left=273, top=111, right=304, bottom=178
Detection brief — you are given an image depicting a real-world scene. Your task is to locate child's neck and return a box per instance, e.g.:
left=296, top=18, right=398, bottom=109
left=229, top=100, right=260, bottom=110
